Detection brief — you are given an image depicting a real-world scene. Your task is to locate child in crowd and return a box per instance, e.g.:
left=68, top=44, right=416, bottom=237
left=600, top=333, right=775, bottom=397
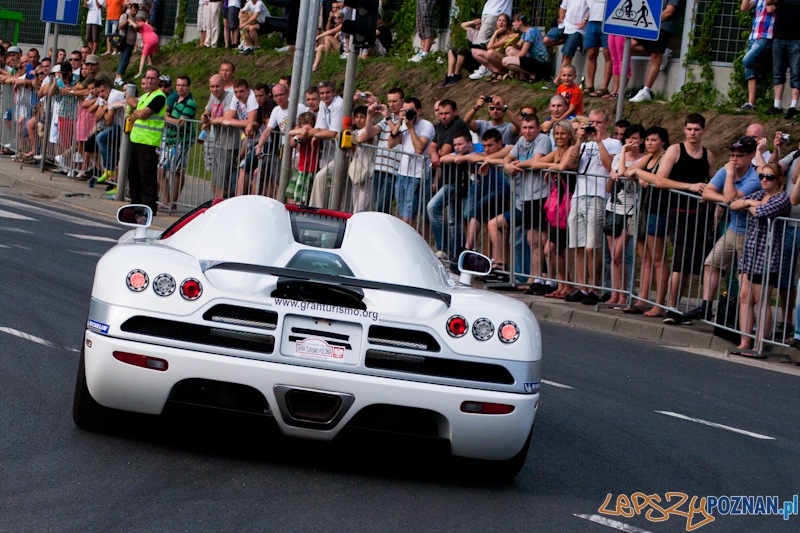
left=286, top=112, right=319, bottom=205
left=556, top=65, right=582, bottom=120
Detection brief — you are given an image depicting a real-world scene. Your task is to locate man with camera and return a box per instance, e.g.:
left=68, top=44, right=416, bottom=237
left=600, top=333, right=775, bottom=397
left=388, top=98, right=434, bottom=227
left=462, top=94, right=520, bottom=146
left=564, top=109, right=622, bottom=305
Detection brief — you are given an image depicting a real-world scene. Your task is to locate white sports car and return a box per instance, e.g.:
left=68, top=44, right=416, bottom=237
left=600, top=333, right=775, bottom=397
left=74, top=196, right=542, bottom=478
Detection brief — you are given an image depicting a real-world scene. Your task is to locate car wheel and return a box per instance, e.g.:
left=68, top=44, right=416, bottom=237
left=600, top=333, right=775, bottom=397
left=72, top=347, right=116, bottom=432
left=456, top=425, right=533, bottom=481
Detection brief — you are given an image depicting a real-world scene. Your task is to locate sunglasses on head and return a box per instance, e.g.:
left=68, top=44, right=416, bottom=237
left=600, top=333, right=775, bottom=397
left=520, top=112, right=532, bottom=117
left=759, top=173, right=777, bottom=181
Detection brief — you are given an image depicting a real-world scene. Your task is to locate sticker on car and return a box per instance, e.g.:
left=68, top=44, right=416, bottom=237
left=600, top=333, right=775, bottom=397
left=87, top=319, right=110, bottom=335
left=295, top=338, right=345, bottom=360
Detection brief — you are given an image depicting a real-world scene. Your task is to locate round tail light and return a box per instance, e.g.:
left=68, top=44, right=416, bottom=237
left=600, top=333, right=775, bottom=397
left=472, top=318, right=494, bottom=341
left=180, top=278, right=203, bottom=300
left=498, top=321, right=520, bottom=343
left=126, top=269, right=149, bottom=292
left=447, top=315, right=468, bottom=338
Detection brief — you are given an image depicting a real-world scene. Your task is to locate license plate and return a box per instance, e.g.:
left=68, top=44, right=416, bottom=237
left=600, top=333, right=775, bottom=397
left=280, top=314, right=362, bottom=366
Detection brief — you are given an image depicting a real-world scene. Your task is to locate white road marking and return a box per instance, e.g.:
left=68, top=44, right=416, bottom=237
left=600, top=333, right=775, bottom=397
left=655, top=411, right=775, bottom=440
left=69, top=250, right=102, bottom=257
left=0, top=197, right=117, bottom=229
left=0, top=209, right=37, bottom=221
left=0, top=244, right=9, bottom=248
left=0, top=327, right=79, bottom=352
left=542, top=379, right=575, bottom=389
left=0, top=227, right=33, bottom=233
left=12, top=244, right=31, bottom=250
left=66, top=233, right=118, bottom=243
left=574, top=514, right=654, bottom=532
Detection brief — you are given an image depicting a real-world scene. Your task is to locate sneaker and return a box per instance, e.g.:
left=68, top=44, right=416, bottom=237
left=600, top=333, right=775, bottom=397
left=788, top=337, right=800, bottom=350
left=275, top=45, right=291, bottom=53
left=436, top=56, right=445, bottom=65
left=437, top=76, right=450, bottom=88
left=97, top=170, right=116, bottom=183
left=435, top=249, right=448, bottom=260
left=540, top=81, right=556, bottom=90
left=524, top=283, right=548, bottom=296
left=740, top=102, right=756, bottom=110
left=785, top=107, right=798, bottom=119
left=598, top=293, right=612, bottom=303
left=660, top=48, right=672, bottom=71
left=469, top=66, right=490, bottom=80
left=340, top=53, right=347, bottom=59
left=54, top=154, right=63, bottom=166
left=581, top=291, right=600, bottom=305
left=445, top=74, right=462, bottom=87
left=765, top=106, right=783, bottom=116
left=564, top=290, right=587, bottom=303
left=114, top=78, right=124, bottom=86
left=663, top=311, right=692, bottom=325
left=408, top=51, right=428, bottom=63
left=105, top=187, right=117, bottom=196
left=629, top=87, right=652, bottom=103
left=33, top=154, right=42, bottom=160
left=684, top=303, right=713, bottom=321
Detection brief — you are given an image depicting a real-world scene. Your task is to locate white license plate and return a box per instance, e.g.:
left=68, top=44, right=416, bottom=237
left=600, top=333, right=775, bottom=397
left=280, top=314, right=362, bottom=366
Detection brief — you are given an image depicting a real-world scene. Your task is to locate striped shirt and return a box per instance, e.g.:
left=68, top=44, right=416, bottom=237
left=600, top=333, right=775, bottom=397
left=373, top=115, right=402, bottom=175
left=166, top=93, right=197, bottom=145
left=750, top=0, right=774, bottom=40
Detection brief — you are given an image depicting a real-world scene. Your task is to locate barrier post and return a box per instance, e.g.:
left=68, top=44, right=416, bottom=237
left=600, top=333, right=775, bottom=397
left=41, top=24, right=59, bottom=173
left=116, top=83, right=136, bottom=202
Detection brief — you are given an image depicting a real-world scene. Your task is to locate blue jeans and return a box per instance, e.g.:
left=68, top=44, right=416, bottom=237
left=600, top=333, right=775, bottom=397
left=743, top=38, right=772, bottom=81
left=772, top=38, right=800, bottom=89
left=395, top=175, right=421, bottom=221
left=372, top=170, right=395, bottom=213
left=96, top=125, right=121, bottom=171
left=545, top=27, right=584, bottom=58
left=426, top=183, right=461, bottom=252
left=117, top=43, right=134, bottom=76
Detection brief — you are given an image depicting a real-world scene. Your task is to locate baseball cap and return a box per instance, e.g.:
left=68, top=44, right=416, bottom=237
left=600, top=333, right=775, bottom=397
left=85, top=54, right=100, bottom=65
left=730, top=136, right=756, bottom=153
left=158, top=75, right=171, bottom=86
left=7, top=46, right=22, bottom=54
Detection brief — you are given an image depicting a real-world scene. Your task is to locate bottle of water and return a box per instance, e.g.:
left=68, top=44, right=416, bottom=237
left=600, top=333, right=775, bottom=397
left=198, top=129, right=208, bottom=144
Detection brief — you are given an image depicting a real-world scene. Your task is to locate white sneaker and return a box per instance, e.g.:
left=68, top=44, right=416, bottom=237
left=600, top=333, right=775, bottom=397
left=54, top=154, right=63, bottom=166
left=340, top=52, right=347, bottom=59
left=629, top=87, right=652, bottom=103
left=436, top=56, right=444, bottom=65
left=469, top=65, right=489, bottom=80
left=660, top=48, right=672, bottom=72
left=408, top=51, right=428, bottom=63
left=275, top=45, right=290, bottom=53
left=74, top=153, right=84, bottom=164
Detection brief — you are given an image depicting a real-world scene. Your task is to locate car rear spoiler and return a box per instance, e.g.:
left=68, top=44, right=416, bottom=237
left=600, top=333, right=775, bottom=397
left=200, top=261, right=452, bottom=307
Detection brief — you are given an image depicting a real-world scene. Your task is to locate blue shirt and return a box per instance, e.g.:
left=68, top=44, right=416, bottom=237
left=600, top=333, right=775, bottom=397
left=708, top=165, right=761, bottom=234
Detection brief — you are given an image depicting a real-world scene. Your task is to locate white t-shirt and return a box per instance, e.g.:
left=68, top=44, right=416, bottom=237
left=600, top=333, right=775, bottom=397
left=228, top=0, right=242, bottom=8
left=606, top=153, right=645, bottom=214
left=87, top=0, right=106, bottom=26
left=228, top=89, right=258, bottom=120
left=482, top=0, right=512, bottom=16
left=268, top=103, right=308, bottom=133
left=589, top=0, right=605, bottom=21
left=561, top=0, right=590, bottom=35
left=316, top=95, right=344, bottom=133
left=241, top=0, right=270, bottom=24
left=398, top=119, right=434, bottom=179
left=575, top=137, right=622, bottom=197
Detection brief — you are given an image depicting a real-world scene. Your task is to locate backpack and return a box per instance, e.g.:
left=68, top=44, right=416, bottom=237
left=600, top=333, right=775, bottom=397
left=543, top=173, right=571, bottom=229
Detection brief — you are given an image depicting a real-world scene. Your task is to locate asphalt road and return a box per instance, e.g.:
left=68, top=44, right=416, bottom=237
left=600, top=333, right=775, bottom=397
left=1, top=195, right=799, bottom=533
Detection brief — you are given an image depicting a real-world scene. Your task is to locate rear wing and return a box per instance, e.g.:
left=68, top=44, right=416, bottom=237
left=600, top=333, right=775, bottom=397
left=200, top=261, right=452, bottom=307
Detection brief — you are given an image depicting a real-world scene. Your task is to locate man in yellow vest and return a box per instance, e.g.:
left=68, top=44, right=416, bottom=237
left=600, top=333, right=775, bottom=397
left=125, top=67, right=166, bottom=213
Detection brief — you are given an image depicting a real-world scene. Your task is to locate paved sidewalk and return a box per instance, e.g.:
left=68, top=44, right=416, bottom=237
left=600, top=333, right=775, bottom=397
left=2, top=156, right=798, bottom=367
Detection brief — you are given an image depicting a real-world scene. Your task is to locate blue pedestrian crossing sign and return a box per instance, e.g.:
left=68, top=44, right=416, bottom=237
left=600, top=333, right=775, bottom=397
left=41, top=0, right=81, bottom=26
left=603, top=0, right=661, bottom=41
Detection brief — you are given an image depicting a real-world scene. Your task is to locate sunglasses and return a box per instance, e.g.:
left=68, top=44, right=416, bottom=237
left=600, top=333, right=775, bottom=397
left=70, top=58, right=81, bottom=61
left=520, top=112, right=533, bottom=117
left=488, top=105, right=504, bottom=111
left=759, top=173, right=777, bottom=181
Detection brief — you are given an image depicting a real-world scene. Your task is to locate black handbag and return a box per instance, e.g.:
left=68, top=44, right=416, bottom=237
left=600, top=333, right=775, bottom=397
left=714, top=292, right=740, bottom=343
left=603, top=211, right=626, bottom=236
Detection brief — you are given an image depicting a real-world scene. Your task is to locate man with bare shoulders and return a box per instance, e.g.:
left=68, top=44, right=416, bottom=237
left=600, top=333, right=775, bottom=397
left=630, top=113, right=717, bottom=325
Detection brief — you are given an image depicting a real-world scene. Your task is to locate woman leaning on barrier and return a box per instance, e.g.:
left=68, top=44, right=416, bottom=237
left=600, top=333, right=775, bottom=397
left=728, top=162, right=792, bottom=355
left=604, top=124, right=646, bottom=308
left=623, top=126, right=670, bottom=317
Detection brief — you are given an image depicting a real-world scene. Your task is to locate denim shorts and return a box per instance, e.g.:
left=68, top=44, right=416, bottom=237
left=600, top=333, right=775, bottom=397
left=742, top=38, right=771, bottom=81
left=105, top=19, right=119, bottom=36
left=647, top=214, right=668, bottom=237
left=394, top=175, right=421, bottom=220
left=773, top=38, right=800, bottom=89
left=545, top=27, right=584, bottom=58
left=584, top=21, right=608, bottom=49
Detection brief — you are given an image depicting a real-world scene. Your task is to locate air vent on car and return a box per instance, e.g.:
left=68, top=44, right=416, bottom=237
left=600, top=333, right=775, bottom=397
left=203, top=304, right=278, bottom=330
left=121, top=316, right=275, bottom=353
left=365, top=349, right=514, bottom=384
left=367, top=326, right=440, bottom=352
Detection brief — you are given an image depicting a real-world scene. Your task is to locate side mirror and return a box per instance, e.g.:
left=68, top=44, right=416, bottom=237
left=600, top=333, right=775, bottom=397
left=458, top=250, right=491, bottom=286
left=117, top=204, right=152, bottom=240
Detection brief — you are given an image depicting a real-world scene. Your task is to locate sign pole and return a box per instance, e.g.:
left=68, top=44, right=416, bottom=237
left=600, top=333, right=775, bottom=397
left=300, top=0, right=321, bottom=94
left=41, top=23, right=59, bottom=173
left=615, top=37, right=630, bottom=123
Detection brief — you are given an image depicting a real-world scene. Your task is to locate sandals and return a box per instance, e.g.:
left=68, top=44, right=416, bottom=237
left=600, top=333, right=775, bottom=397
left=488, top=72, right=504, bottom=83
left=584, top=86, right=595, bottom=94
left=590, top=88, right=609, bottom=97
left=603, top=93, right=618, bottom=99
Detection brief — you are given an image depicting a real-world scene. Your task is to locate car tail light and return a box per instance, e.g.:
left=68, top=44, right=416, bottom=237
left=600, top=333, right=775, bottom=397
left=460, top=401, right=515, bottom=415
left=113, top=351, right=168, bottom=371
left=446, top=315, right=468, bottom=338
left=498, top=321, right=520, bottom=343
left=152, top=274, right=176, bottom=297
left=472, top=318, right=494, bottom=341
left=180, top=278, right=202, bottom=300
left=126, top=269, right=149, bottom=292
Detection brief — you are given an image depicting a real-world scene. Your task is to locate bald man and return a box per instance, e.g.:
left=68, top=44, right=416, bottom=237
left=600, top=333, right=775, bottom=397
left=747, top=122, right=771, bottom=167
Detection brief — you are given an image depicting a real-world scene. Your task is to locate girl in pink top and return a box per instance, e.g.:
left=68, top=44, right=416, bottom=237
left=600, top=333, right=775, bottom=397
left=135, top=21, right=159, bottom=78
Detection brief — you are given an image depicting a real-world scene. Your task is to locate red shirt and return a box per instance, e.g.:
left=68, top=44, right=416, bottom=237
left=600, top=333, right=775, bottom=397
left=557, top=83, right=583, bottom=116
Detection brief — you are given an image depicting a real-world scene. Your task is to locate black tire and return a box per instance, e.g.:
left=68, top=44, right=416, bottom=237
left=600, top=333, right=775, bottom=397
left=456, top=425, right=533, bottom=482
left=72, top=347, right=117, bottom=432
